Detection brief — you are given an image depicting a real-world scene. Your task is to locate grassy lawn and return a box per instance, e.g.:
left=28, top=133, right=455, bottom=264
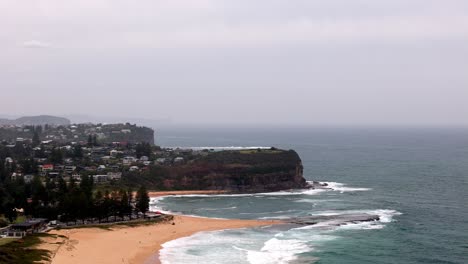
left=239, top=149, right=282, bottom=154
left=13, top=215, right=26, bottom=224
left=0, top=233, right=52, bottom=264
left=0, top=238, right=18, bottom=246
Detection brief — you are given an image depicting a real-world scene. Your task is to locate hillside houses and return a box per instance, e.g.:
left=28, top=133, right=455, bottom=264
left=1, top=123, right=219, bottom=188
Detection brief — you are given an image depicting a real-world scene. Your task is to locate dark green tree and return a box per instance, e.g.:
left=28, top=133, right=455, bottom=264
left=135, top=142, right=152, bottom=158
left=92, top=135, right=98, bottom=147
left=50, top=148, right=63, bottom=164
left=73, top=145, right=83, bottom=159
left=32, top=131, right=40, bottom=147
left=87, top=135, right=93, bottom=147
left=135, top=186, right=149, bottom=217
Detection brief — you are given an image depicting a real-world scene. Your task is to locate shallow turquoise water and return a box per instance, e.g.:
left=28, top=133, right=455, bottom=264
left=151, top=127, right=468, bottom=264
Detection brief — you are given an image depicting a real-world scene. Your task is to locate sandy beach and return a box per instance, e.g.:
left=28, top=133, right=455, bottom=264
left=42, top=215, right=278, bottom=264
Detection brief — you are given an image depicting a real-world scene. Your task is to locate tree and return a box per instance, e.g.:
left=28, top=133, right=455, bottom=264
left=87, top=135, right=93, bottom=147
left=119, top=189, right=131, bottom=220
left=92, top=135, right=98, bottom=146
left=4, top=201, right=17, bottom=223
left=127, top=188, right=133, bottom=219
left=32, top=131, right=40, bottom=147
left=50, top=148, right=63, bottom=164
left=73, top=145, right=83, bottom=159
left=135, top=186, right=149, bottom=217
left=135, top=142, right=151, bottom=158
left=94, top=190, right=103, bottom=222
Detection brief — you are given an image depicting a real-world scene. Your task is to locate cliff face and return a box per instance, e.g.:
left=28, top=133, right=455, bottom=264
left=126, top=149, right=308, bottom=192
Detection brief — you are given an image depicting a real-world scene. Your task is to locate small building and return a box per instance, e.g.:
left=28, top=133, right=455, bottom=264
left=65, top=166, right=76, bottom=173
left=4, top=218, right=48, bottom=238
left=41, top=164, right=54, bottom=172
left=129, top=166, right=139, bottom=172
left=23, top=174, right=34, bottom=183
left=122, top=156, right=137, bottom=166
left=48, top=172, right=60, bottom=179
left=155, top=158, right=166, bottom=164
left=72, top=173, right=82, bottom=181
left=93, top=174, right=108, bottom=183
left=10, top=172, right=20, bottom=180
left=107, top=172, right=122, bottom=180
left=110, top=150, right=123, bottom=157
left=174, top=157, right=184, bottom=163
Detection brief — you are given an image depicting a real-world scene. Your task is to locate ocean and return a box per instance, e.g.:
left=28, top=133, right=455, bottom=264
left=149, top=126, right=468, bottom=264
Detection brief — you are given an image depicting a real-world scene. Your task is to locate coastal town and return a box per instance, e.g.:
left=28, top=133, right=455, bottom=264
left=0, top=122, right=212, bottom=187
left=0, top=122, right=212, bottom=243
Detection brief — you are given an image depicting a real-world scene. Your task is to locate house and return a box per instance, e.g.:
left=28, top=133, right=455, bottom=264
left=4, top=218, right=48, bottom=238
left=10, top=172, right=20, bottom=180
left=110, top=150, right=123, bottom=157
left=71, top=173, right=82, bottom=181
left=93, top=174, right=108, bottom=183
left=174, top=157, right=184, bottom=163
left=155, top=158, right=166, bottom=164
left=23, top=174, right=34, bottom=183
left=122, top=156, right=137, bottom=166
left=48, top=172, right=60, bottom=179
left=107, top=172, right=122, bottom=180
left=129, top=166, right=140, bottom=172
left=65, top=166, right=76, bottom=173
left=101, top=156, right=112, bottom=163
left=4, top=157, right=14, bottom=164
left=140, top=156, right=149, bottom=162
left=41, top=164, right=54, bottom=172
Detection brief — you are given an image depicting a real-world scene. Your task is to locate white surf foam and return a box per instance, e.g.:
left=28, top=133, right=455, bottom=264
left=245, top=238, right=311, bottom=264
left=149, top=197, right=174, bottom=214
left=165, top=146, right=272, bottom=151
left=294, top=199, right=318, bottom=204
left=318, top=181, right=371, bottom=193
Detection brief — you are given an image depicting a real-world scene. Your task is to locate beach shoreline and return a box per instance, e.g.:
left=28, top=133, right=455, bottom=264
left=148, top=190, right=229, bottom=197
left=42, top=215, right=279, bottom=264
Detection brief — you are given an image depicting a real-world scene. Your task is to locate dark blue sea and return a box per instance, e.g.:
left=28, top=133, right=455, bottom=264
left=149, top=126, right=468, bottom=264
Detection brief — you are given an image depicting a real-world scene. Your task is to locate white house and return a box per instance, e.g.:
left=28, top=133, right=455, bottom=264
left=129, top=166, right=140, bottom=172
left=93, top=175, right=108, bottom=183
left=155, top=158, right=166, bottom=164
left=174, top=157, right=184, bottom=163
left=122, top=156, right=137, bottom=166
left=107, top=172, right=122, bottom=180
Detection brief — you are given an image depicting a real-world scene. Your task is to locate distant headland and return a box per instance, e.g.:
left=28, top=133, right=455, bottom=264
left=0, top=115, right=71, bottom=126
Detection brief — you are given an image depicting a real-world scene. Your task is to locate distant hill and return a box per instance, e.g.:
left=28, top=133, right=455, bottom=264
left=0, top=115, right=71, bottom=126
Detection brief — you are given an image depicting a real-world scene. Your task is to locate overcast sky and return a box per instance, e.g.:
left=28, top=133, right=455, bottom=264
left=1, top=0, right=467, bottom=126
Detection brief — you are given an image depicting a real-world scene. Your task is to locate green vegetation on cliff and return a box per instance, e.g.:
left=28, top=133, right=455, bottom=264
left=122, top=148, right=307, bottom=192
